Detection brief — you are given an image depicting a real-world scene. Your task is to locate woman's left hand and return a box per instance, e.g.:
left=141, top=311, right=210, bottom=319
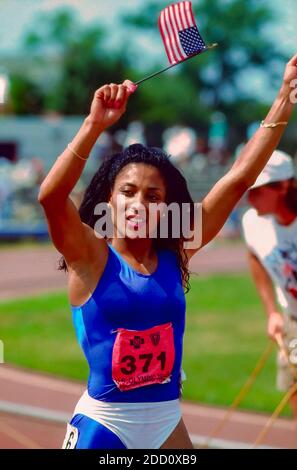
left=281, top=53, right=297, bottom=96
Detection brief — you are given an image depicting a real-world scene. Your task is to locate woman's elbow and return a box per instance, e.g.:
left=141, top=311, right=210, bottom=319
left=38, top=183, right=69, bottom=209
left=228, top=170, right=251, bottom=194
left=38, top=184, right=47, bottom=205
left=38, top=183, right=56, bottom=206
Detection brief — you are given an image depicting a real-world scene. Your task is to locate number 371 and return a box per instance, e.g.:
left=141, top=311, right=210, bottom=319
left=120, top=351, right=166, bottom=375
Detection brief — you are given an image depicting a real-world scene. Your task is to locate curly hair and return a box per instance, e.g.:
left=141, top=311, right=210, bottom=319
left=59, top=143, right=196, bottom=293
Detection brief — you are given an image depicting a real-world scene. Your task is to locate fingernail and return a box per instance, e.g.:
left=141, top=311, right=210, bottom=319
left=128, top=83, right=138, bottom=93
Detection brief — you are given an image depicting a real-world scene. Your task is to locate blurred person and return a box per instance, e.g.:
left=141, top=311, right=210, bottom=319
left=94, top=131, right=113, bottom=166
left=0, top=157, right=13, bottom=220
left=10, top=158, right=37, bottom=190
left=31, top=157, right=45, bottom=186
left=241, top=150, right=297, bottom=420
left=196, top=136, right=208, bottom=156
left=9, top=157, right=46, bottom=227
left=228, top=123, right=263, bottom=239
left=124, top=120, right=146, bottom=147
left=234, top=122, right=261, bottom=161
left=38, top=54, right=297, bottom=449
left=163, top=125, right=196, bottom=168
left=208, top=111, right=229, bottom=166
left=190, top=136, right=208, bottom=172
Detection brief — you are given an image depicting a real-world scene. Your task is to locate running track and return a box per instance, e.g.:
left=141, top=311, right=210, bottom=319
left=0, top=364, right=296, bottom=449
left=0, top=242, right=248, bottom=299
left=0, top=243, right=296, bottom=449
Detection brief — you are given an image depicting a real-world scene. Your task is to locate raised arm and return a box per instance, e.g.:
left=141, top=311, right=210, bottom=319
left=186, top=53, right=297, bottom=258
left=38, top=80, right=137, bottom=268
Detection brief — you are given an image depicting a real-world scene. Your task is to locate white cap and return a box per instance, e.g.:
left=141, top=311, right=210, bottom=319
left=250, top=150, right=295, bottom=190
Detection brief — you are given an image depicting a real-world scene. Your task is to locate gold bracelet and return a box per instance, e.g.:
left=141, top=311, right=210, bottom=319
left=67, top=143, right=89, bottom=161
left=260, top=120, right=288, bottom=128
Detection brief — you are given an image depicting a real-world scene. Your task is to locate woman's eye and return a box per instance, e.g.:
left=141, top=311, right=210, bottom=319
left=122, top=190, right=133, bottom=196
left=149, top=195, right=159, bottom=201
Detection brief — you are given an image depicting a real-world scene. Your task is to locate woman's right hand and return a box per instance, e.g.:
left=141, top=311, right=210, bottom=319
left=88, top=79, right=138, bottom=131
left=267, top=311, right=284, bottom=342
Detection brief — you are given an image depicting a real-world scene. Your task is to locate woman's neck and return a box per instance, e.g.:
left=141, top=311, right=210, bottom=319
left=110, top=238, right=155, bottom=263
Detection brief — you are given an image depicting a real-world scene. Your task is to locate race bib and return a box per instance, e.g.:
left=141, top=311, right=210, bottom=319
left=112, top=322, right=175, bottom=391
left=62, top=423, right=79, bottom=449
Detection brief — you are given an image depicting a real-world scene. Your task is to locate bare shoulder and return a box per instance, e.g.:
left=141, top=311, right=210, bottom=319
left=67, top=225, right=109, bottom=307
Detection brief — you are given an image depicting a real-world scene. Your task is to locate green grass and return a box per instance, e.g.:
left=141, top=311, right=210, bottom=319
left=0, top=292, right=88, bottom=380
left=0, top=240, right=51, bottom=250
left=184, top=274, right=289, bottom=415
left=0, top=274, right=291, bottom=416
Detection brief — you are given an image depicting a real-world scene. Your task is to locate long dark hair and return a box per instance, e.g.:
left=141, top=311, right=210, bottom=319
left=59, top=143, right=196, bottom=293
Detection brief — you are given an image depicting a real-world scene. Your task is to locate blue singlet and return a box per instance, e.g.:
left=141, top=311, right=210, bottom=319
left=71, top=243, right=186, bottom=403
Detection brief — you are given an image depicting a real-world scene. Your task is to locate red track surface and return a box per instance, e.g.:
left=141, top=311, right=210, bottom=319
left=0, top=242, right=248, bottom=300
left=0, top=364, right=296, bottom=449
left=0, top=244, right=296, bottom=449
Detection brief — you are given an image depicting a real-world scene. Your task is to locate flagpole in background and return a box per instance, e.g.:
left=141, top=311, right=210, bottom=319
left=134, top=43, right=218, bottom=86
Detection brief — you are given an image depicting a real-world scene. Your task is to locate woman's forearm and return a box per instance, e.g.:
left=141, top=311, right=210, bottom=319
left=248, top=252, right=278, bottom=317
left=38, top=117, right=103, bottom=204
left=231, top=85, right=294, bottom=188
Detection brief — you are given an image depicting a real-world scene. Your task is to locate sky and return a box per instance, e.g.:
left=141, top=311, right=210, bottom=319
left=0, top=0, right=140, bottom=52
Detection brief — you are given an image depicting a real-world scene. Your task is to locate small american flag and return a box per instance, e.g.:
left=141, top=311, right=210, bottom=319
left=158, top=1, right=206, bottom=65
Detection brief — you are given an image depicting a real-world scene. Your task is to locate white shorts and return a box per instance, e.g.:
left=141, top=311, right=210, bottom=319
left=64, top=390, right=182, bottom=449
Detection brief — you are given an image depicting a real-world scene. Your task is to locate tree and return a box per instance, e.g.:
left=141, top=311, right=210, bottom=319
left=120, top=0, right=286, bottom=127
left=8, top=2, right=295, bottom=150
left=9, top=74, right=44, bottom=114
left=21, top=8, right=129, bottom=116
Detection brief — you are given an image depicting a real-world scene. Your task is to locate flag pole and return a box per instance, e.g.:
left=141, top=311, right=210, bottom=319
left=134, top=43, right=218, bottom=86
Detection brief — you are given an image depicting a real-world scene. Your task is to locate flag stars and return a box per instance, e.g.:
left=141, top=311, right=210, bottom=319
left=179, top=26, right=206, bottom=56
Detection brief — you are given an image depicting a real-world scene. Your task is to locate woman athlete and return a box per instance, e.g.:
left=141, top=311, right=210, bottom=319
left=38, top=54, right=297, bottom=449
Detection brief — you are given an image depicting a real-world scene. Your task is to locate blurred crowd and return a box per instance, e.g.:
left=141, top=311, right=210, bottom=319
left=1, top=118, right=295, bottom=240
left=0, top=156, right=45, bottom=228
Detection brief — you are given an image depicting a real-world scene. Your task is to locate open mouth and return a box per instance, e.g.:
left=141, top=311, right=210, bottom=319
left=126, top=214, right=146, bottom=229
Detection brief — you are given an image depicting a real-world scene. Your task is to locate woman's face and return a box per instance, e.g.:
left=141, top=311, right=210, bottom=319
left=109, top=163, right=167, bottom=239
left=247, top=181, right=288, bottom=216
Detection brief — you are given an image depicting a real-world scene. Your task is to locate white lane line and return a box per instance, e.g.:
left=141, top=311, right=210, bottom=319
left=182, top=404, right=295, bottom=430
left=0, top=400, right=71, bottom=423
left=0, top=367, right=294, bottom=431
left=0, top=366, right=84, bottom=394
left=190, top=434, right=278, bottom=449
left=0, top=401, right=280, bottom=449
